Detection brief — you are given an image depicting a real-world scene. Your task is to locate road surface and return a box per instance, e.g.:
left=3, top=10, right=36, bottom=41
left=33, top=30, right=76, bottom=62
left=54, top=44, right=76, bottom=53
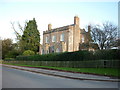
left=2, top=66, right=119, bottom=88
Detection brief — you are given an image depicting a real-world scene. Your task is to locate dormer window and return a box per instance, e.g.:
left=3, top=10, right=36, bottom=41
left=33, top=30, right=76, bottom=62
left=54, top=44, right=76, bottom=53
left=60, top=33, right=64, bottom=41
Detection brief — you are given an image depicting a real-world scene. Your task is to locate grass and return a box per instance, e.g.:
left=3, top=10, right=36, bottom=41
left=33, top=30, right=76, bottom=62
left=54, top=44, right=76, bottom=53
left=3, top=63, right=120, bottom=77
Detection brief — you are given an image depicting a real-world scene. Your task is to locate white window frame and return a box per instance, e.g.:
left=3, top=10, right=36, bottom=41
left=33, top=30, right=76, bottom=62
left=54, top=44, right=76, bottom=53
left=82, top=36, right=84, bottom=43
left=60, top=33, right=64, bottom=41
left=52, top=35, right=56, bottom=42
left=45, top=36, right=49, bottom=43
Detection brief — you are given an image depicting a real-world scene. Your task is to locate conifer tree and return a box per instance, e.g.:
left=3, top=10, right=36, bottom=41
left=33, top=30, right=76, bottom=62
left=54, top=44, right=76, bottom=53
left=22, top=18, right=40, bottom=53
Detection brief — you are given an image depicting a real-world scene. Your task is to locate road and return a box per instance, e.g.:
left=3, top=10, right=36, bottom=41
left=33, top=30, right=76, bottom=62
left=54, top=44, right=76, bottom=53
left=2, top=66, right=119, bottom=88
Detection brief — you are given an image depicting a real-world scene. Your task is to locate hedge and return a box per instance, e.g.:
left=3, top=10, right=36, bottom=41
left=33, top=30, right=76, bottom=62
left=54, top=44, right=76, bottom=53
left=15, top=49, right=120, bottom=61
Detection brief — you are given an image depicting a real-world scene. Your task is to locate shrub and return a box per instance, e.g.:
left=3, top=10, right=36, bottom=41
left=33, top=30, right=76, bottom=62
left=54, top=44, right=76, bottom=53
left=23, top=50, right=35, bottom=56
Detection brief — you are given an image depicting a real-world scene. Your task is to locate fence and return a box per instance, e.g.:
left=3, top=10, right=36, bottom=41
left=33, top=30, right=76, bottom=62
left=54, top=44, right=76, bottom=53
left=3, top=60, right=120, bottom=68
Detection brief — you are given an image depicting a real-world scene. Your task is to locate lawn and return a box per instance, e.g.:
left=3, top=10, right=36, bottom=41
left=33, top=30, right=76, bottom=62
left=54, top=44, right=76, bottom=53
left=3, top=63, right=119, bottom=77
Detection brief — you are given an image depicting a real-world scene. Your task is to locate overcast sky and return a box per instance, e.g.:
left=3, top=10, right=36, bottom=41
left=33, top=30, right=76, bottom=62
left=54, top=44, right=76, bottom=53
left=0, top=0, right=119, bottom=43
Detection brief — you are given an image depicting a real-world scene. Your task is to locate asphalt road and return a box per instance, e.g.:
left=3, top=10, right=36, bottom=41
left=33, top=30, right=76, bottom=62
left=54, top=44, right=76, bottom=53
left=2, top=66, right=119, bottom=88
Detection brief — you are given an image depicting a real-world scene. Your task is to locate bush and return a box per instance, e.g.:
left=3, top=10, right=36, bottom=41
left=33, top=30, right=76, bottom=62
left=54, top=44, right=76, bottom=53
left=23, top=50, right=35, bottom=56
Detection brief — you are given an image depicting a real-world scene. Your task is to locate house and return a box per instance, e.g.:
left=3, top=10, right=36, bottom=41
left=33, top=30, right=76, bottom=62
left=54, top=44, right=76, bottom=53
left=39, top=16, right=98, bottom=54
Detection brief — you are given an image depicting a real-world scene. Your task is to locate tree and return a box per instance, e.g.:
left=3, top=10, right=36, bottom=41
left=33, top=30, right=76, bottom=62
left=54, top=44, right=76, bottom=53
left=112, top=38, right=120, bottom=49
left=5, top=43, right=20, bottom=58
left=2, top=38, right=13, bottom=59
left=91, top=22, right=117, bottom=50
left=11, top=18, right=40, bottom=53
left=1, top=38, right=20, bottom=59
left=22, top=18, right=40, bottom=53
left=11, top=21, right=25, bottom=53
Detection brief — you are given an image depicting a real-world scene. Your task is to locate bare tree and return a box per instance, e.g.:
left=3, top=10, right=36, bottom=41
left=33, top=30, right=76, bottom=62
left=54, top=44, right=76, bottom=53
left=11, top=21, right=27, bottom=41
left=91, top=22, right=117, bottom=50
left=10, top=22, right=26, bottom=52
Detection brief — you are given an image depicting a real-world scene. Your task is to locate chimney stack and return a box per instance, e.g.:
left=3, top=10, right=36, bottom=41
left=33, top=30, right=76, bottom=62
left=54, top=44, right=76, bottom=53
left=74, top=16, right=79, bottom=25
left=48, top=24, right=52, bottom=30
left=88, top=25, right=91, bottom=33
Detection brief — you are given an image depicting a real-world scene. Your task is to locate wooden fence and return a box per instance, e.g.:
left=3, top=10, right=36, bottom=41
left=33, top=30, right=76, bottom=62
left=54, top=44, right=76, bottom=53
left=3, top=60, right=120, bottom=68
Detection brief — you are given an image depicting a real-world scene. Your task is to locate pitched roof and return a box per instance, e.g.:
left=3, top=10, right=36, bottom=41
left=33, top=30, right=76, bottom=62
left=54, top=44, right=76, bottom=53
left=80, top=29, right=86, bottom=34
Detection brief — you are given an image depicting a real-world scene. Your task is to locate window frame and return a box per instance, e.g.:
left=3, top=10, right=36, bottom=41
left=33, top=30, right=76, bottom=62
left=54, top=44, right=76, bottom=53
left=82, top=36, right=84, bottom=43
left=52, top=35, right=56, bottom=42
left=60, top=33, right=64, bottom=41
left=45, top=36, right=49, bottom=43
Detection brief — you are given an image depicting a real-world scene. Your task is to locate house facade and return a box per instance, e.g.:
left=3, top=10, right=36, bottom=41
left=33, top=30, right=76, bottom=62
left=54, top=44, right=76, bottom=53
left=39, top=16, right=98, bottom=54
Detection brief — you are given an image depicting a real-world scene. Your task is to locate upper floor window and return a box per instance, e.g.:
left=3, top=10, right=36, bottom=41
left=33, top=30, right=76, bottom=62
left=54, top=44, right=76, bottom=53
left=82, top=36, right=84, bottom=43
left=45, top=36, right=49, bottom=43
left=60, top=33, right=64, bottom=41
left=52, top=35, right=56, bottom=42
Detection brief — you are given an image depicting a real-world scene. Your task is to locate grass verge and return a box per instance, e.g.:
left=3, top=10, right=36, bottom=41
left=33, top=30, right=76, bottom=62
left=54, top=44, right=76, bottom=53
left=3, top=63, right=120, bottom=77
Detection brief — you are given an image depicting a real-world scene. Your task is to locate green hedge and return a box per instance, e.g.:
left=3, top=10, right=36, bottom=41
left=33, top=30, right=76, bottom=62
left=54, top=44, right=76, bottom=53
left=15, top=49, right=120, bottom=61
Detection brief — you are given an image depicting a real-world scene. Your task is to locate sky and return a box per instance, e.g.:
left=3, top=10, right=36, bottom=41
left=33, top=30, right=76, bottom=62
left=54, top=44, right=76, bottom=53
left=0, top=0, right=119, bottom=44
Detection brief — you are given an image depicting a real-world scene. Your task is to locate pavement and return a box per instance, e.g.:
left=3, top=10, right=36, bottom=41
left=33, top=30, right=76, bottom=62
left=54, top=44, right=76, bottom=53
left=2, top=64, right=120, bottom=82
